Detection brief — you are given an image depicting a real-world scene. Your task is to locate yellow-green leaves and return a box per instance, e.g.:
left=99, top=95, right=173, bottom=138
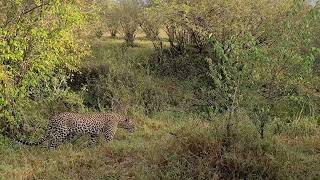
left=0, top=0, right=90, bottom=129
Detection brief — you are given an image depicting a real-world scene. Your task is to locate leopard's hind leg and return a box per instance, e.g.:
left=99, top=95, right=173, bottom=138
left=48, top=128, right=69, bottom=148
left=89, top=133, right=100, bottom=145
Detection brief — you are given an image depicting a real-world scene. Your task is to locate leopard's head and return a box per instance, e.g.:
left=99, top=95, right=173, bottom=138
left=118, top=116, right=135, bottom=133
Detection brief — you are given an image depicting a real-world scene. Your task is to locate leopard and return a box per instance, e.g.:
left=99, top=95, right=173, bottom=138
left=13, top=112, right=135, bottom=148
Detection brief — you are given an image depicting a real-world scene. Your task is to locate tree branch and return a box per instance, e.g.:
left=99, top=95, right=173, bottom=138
left=2, top=1, right=49, bottom=29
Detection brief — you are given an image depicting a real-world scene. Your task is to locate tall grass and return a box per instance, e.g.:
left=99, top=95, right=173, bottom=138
left=1, top=112, right=319, bottom=179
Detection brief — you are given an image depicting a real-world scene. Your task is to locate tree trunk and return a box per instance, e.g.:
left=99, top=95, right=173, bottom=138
left=124, top=32, right=135, bottom=47
left=110, top=30, right=117, bottom=38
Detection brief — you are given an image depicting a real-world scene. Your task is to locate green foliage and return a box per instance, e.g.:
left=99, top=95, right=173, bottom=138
left=140, top=0, right=320, bottom=126
left=0, top=0, right=90, bottom=132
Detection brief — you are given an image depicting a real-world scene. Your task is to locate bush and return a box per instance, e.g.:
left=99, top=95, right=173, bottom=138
left=142, top=117, right=320, bottom=179
left=0, top=1, right=90, bottom=133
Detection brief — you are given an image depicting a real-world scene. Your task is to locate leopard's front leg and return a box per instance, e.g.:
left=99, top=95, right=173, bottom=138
left=103, top=125, right=117, bottom=143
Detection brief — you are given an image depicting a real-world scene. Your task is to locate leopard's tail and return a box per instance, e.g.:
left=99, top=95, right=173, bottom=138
left=14, top=136, right=47, bottom=146
left=2, top=128, right=49, bottom=146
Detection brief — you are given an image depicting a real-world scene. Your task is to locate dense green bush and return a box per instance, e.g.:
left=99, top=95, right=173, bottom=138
left=0, top=0, right=94, bottom=133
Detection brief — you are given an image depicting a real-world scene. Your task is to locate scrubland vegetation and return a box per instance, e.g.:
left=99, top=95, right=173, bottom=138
left=1, top=0, right=320, bottom=179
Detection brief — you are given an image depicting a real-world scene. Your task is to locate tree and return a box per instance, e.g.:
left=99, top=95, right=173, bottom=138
left=139, top=2, right=164, bottom=62
left=117, top=0, right=141, bottom=46
left=102, top=0, right=120, bottom=38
